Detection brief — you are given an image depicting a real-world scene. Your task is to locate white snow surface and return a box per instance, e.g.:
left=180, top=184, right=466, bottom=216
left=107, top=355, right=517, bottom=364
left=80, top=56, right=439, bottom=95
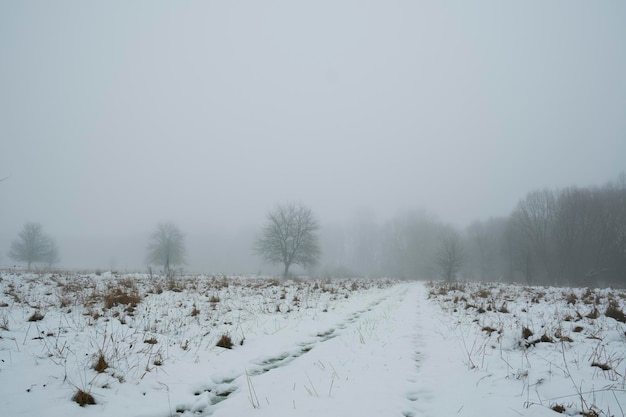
left=1, top=272, right=625, bottom=416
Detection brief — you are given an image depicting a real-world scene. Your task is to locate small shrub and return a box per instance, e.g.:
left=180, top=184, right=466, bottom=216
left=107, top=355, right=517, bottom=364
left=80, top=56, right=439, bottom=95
left=216, top=334, right=233, bottom=349
left=522, top=327, right=533, bottom=340
left=573, top=326, right=584, bottom=333
left=73, top=389, right=96, bottom=406
left=209, top=295, right=220, bottom=303
left=144, top=337, right=158, bottom=345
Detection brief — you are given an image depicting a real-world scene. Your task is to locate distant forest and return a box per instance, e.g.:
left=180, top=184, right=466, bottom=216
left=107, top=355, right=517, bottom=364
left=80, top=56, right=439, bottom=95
left=321, top=174, right=626, bottom=287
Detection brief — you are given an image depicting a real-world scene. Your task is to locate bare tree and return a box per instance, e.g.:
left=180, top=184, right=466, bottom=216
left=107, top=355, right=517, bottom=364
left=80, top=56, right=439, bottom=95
left=255, top=202, right=320, bottom=277
left=436, top=229, right=464, bottom=282
left=146, top=222, right=185, bottom=276
left=9, top=222, right=57, bottom=269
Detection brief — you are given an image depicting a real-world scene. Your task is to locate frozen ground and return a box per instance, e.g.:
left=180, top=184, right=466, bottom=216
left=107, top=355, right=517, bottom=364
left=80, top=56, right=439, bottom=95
left=0, top=272, right=625, bottom=416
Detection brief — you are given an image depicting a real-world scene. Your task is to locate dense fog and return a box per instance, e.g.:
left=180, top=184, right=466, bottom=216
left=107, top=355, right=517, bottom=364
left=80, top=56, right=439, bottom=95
left=1, top=2, right=625, bottom=284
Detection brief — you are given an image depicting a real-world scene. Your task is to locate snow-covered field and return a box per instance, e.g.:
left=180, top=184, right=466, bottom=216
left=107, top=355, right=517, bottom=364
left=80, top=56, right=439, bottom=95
left=0, top=272, right=625, bottom=416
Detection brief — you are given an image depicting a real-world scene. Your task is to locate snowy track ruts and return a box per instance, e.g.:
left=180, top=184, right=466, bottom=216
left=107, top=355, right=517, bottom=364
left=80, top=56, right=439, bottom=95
left=401, top=283, right=432, bottom=417
left=174, top=287, right=403, bottom=416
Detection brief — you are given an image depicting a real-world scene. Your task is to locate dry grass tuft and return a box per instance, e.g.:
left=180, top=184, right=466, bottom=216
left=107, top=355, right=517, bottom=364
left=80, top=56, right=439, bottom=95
left=73, top=389, right=96, bottom=406
left=591, top=362, right=612, bottom=371
left=103, top=288, right=141, bottom=309
left=482, top=326, right=499, bottom=335
left=475, top=288, right=491, bottom=298
left=190, top=304, right=200, bottom=317
left=605, top=301, right=626, bottom=323
left=28, top=311, right=44, bottom=322
left=565, top=293, right=578, bottom=305
left=167, top=278, right=183, bottom=292
left=0, top=314, right=8, bottom=330
left=522, top=327, right=533, bottom=340
left=216, top=334, right=233, bottom=349
left=586, top=308, right=599, bottom=319
left=93, top=352, right=109, bottom=373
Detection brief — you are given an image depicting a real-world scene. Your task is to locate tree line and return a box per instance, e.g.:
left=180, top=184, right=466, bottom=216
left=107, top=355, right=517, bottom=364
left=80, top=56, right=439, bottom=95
left=321, top=174, right=626, bottom=287
left=5, top=175, right=626, bottom=287
left=4, top=203, right=320, bottom=279
left=466, top=175, right=626, bottom=286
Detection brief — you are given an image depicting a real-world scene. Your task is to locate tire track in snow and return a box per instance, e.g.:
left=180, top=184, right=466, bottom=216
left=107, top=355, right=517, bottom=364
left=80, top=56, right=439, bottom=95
left=402, top=283, right=434, bottom=417
left=174, top=291, right=396, bottom=416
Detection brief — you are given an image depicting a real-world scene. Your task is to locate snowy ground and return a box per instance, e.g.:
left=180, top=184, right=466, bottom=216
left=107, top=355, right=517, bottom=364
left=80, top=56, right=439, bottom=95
left=0, top=272, right=625, bottom=416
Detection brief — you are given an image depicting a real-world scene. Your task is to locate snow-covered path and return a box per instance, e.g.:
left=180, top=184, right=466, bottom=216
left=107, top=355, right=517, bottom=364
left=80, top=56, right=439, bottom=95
left=205, top=281, right=558, bottom=417
left=205, top=281, right=423, bottom=417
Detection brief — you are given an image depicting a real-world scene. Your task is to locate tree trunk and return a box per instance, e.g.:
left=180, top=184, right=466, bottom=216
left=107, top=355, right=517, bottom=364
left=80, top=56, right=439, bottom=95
left=283, top=262, right=290, bottom=278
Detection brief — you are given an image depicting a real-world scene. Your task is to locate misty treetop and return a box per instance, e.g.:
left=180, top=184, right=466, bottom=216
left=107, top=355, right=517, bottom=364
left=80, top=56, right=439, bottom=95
left=255, top=202, right=320, bottom=277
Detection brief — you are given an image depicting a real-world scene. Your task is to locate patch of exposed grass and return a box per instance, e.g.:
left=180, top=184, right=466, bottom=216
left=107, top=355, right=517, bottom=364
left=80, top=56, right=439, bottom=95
left=522, top=327, right=533, bottom=340
left=93, top=352, right=109, bottom=373
left=103, top=288, right=141, bottom=309
left=28, top=311, right=44, bottom=322
left=605, top=301, right=626, bottom=323
left=591, top=362, right=612, bottom=371
left=216, top=334, right=233, bottom=349
left=482, top=326, right=499, bottom=335
left=72, top=389, right=96, bottom=406
left=586, top=308, right=599, bottom=319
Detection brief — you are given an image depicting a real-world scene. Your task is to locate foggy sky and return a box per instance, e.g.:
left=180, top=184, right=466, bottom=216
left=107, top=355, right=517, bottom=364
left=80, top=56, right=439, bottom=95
left=1, top=1, right=625, bottom=271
